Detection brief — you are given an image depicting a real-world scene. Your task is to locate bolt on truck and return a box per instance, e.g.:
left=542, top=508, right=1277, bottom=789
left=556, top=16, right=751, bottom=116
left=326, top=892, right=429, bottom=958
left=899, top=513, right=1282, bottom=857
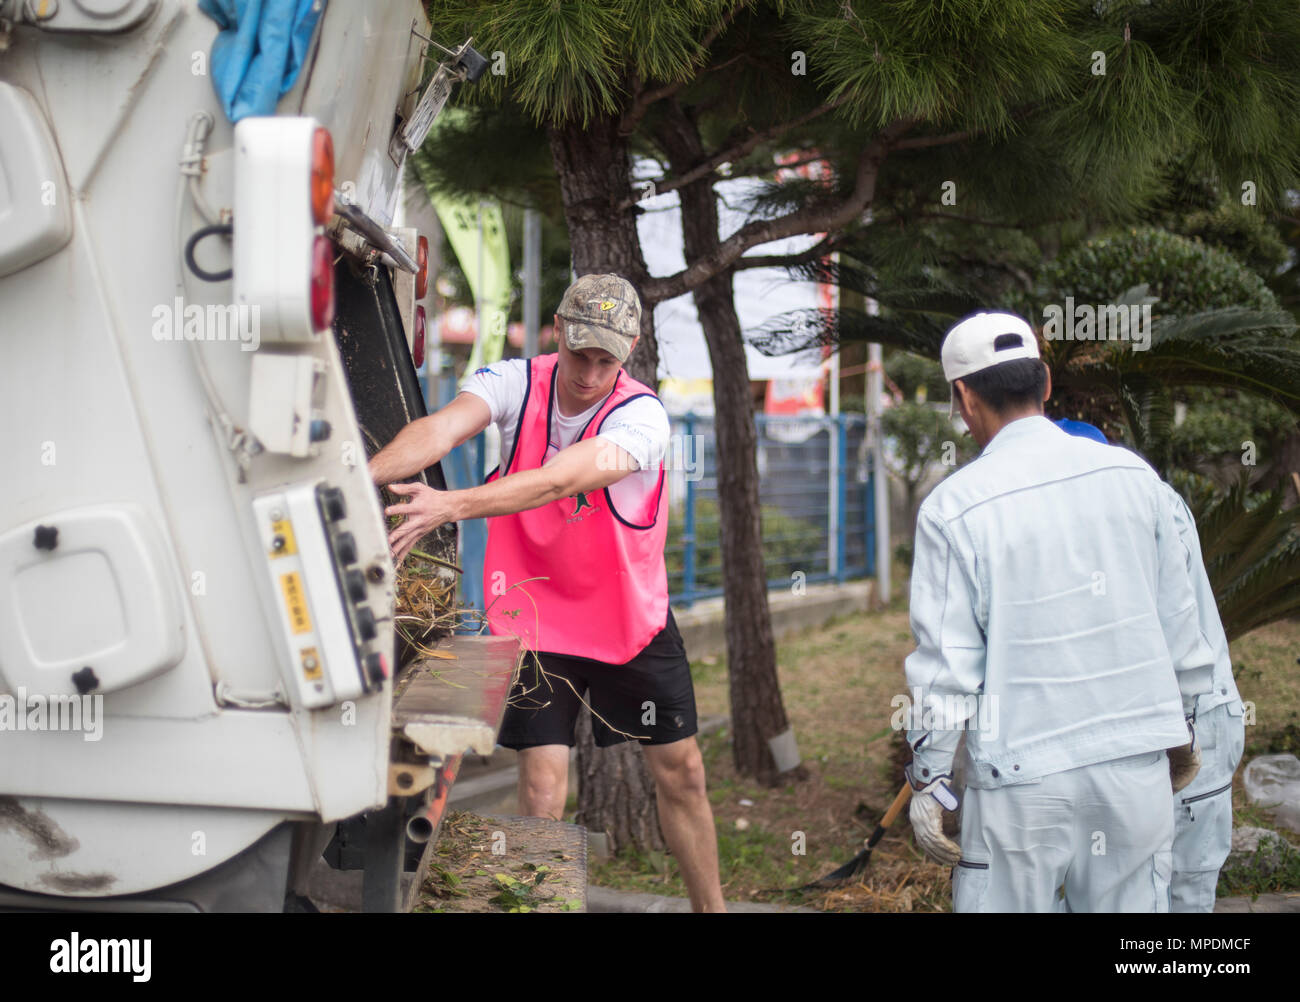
left=0, top=0, right=514, bottom=911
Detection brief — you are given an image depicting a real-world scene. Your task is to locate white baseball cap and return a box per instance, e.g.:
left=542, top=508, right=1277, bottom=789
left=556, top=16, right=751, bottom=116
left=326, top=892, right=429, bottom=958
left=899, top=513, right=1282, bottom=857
left=941, top=312, right=1040, bottom=416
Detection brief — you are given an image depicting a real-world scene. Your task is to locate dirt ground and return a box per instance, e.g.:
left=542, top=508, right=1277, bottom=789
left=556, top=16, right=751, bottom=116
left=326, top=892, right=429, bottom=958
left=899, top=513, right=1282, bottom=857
left=414, top=812, right=586, bottom=913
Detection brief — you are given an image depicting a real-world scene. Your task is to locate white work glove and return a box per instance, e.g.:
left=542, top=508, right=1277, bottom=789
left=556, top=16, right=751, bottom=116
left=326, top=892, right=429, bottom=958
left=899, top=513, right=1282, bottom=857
left=905, top=762, right=962, bottom=865
left=1168, top=715, right=1201, bottom=793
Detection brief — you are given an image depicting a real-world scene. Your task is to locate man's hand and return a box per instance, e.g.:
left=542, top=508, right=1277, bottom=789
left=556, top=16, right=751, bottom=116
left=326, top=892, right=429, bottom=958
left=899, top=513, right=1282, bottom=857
left=1168, top=716, right=1201, bottom=793
left=905, top=762, right=962, bottom=865
left=385, top=482, right=458, bottom=565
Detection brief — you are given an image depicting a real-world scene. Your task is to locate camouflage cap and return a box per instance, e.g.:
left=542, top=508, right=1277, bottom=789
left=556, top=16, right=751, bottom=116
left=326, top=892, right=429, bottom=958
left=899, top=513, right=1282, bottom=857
left=556, top=274, right=642, bottom=363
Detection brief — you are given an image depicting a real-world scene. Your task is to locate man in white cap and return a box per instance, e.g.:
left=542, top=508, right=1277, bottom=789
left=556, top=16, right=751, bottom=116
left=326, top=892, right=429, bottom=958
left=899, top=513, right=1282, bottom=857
left=901, top=310, right=1215, bottom=912
left=369, top=274, right=726, bottom=912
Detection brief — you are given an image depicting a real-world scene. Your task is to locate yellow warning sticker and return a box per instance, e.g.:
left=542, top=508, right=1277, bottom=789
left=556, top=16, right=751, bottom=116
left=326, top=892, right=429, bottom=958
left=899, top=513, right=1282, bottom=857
left=280, top=572, right=312, bottom=635
left=270, top=519, right=297, bottom=557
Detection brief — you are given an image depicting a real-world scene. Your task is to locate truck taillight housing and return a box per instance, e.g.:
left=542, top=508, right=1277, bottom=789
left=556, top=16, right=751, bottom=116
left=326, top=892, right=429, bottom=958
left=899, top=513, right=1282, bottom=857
left=311, top=128, right=334, bottom=225
left=234, top=117, right=336, bottom=341
left=416, top=235, right=428, bottom=300
left=311, top=236, right=335, bottom=332
left=413, top=306, right=426, bottom=368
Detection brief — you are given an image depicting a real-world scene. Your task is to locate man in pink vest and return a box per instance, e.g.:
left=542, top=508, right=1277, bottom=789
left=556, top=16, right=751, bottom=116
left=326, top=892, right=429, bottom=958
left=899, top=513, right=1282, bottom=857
left=369, top=274, right=726, bottom=912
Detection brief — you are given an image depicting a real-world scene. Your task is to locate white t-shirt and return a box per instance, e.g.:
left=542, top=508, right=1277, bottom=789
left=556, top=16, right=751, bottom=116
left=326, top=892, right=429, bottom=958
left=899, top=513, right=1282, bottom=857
left=461, top=358, right=670, bottom=510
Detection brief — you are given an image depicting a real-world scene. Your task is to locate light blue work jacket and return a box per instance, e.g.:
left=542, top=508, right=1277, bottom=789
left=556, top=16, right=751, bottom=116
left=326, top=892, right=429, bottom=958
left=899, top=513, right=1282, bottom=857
left=904, top=416, right=1215, bottom=790
left=1162, top=484, right=1242, bottom=718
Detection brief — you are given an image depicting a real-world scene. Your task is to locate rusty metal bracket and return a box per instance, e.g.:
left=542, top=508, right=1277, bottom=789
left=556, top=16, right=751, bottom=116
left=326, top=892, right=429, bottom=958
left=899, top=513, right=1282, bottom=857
left=388, top=762, right=435, bottom=797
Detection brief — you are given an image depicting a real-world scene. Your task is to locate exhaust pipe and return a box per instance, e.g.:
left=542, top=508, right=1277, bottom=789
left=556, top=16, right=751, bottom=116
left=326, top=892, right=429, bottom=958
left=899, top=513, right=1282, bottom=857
left=405, top=814, right=435, bottom=844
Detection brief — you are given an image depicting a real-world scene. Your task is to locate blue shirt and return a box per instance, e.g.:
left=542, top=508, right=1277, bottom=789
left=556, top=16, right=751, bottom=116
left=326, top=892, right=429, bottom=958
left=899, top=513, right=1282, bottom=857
left=1053, top=417, right=1108, bottom=444
left=904, top=416, right=1215, bottom=789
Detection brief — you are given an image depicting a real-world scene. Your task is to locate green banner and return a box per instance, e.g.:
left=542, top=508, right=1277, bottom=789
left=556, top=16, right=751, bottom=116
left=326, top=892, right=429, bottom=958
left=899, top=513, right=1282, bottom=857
left=432, top=194, right=511, bottom=377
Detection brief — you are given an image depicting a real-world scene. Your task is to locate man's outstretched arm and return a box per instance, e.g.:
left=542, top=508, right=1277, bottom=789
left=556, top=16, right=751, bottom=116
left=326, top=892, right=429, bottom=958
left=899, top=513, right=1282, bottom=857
left=384, top=436, right=638, bottom=563
left=367, top=392, right=492, bottom=487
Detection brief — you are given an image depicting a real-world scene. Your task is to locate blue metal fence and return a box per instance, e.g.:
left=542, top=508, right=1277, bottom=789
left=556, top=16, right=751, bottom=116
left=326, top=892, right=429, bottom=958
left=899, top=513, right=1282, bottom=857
left=426, top=366, right=490, bottom=632
left=666, top=413, right=876, bottom=607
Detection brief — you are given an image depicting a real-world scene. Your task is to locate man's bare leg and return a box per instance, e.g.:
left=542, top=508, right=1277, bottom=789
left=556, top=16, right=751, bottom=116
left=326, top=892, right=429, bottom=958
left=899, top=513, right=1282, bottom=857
left=515, top=744, right=569, bottom=820
left=643, top=737, right=727, bottom=913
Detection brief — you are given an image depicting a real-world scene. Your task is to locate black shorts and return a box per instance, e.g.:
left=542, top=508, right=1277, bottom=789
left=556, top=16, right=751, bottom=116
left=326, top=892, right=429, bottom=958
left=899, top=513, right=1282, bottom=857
left=496, top=610, right=698, bottom=749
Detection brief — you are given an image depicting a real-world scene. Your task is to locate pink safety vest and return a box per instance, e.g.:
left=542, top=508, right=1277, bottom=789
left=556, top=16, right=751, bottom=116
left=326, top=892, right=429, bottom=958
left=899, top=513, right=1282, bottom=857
left=483, top=353, right=669, bottom=663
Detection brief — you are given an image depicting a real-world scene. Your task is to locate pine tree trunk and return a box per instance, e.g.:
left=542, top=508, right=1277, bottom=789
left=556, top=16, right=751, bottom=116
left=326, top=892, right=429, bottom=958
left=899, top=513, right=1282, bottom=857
left=547, top=117, right=660, bottom=379
left=655, top=102, right=799, bottom=785
left=573, top=706, right=666, bottom=855
left=546, top=114, right=664, bottom=851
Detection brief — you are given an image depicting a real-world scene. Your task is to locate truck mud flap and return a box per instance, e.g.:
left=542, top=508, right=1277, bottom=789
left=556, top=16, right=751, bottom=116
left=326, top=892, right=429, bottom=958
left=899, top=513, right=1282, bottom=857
left=330, top=256, right=457, bottom=663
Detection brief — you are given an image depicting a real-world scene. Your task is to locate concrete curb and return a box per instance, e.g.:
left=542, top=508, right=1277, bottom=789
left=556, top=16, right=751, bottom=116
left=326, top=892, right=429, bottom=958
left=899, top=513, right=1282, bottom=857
left=673, top=580, right=876, bottom=661
left=587, top=885, right=819, bottom=913
left=1214, top=892, right=1300, bottom=913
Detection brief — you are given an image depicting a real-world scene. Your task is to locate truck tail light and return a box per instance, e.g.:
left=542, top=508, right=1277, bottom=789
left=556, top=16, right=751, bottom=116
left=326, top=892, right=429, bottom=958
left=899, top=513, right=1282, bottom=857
left=413, top=306, right=426, bottom=368
left=415, top=235, right=428, bottom=300
left=234, top=117, right=335, bottom=342
left=311, top=235, right=334, bottom=332
left=311, top=128, right=334, bottom=225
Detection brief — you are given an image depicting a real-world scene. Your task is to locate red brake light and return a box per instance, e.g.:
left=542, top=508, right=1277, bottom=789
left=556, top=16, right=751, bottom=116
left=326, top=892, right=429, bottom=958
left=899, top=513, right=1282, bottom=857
left=416, top=235, right=429, bottom=300
left=413, top=305, right=426, bottom=368
left=311, top=128, right=334, bottom=225
left=311, top=235, right=334, bottom=331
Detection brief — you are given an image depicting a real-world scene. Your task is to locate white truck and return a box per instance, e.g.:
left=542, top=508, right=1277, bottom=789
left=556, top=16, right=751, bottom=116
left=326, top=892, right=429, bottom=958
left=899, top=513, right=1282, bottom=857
left=0, top=0, right=508, bottom=912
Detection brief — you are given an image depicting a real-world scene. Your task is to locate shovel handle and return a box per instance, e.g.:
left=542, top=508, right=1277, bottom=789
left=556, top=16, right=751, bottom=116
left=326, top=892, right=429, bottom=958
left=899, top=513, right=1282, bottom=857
left=881, top=782, right=914, bottom=826
left=865, top=783, right=914, bottom=850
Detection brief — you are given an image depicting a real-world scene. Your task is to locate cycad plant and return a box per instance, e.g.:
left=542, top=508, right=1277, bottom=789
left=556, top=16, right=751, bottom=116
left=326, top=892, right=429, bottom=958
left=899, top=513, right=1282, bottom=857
left=1050, top=294, right=1300, bottom=467
left=1172, top=470, right=1300, bottom=642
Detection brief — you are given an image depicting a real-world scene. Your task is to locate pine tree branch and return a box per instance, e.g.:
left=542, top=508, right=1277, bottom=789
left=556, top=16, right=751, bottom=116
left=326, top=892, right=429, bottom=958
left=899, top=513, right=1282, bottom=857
left=698, top=3, right=745, bottom=52
left=889, top=104, right=1036, bottom=154
left=620, top=79, right=689, bottom=135
left=893, top=129, right=976, bottom=150
left=618, top=2, right=748, bottom=136
left=734, top=234, right=841, bottom=270
left=642, top=117, right=916, bottom=304
left=914, top=211, right=1047, bottom=230
left=721, top=152, right=829, bottom=180
left=616, top=96, right=852, bottom=210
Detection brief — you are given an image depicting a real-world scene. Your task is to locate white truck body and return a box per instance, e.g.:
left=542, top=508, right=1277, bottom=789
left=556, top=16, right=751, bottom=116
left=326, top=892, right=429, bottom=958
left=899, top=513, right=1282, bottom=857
left=0, top=0, right=445, bottom=902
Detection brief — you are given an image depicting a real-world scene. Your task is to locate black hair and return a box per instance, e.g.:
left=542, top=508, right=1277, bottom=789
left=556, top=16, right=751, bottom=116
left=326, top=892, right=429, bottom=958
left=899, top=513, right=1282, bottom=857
left=956, top=357, right=1047, bottom=416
